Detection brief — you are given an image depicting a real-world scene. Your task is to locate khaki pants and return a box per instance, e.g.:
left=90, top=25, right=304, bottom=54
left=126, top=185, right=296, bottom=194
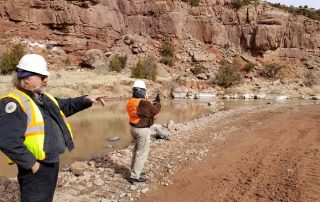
left=130, top=126, right=151, bottom=179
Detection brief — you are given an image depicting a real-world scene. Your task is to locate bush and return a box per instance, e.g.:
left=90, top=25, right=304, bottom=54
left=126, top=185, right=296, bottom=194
left=190, top=64, right=206, bottom=75
left=261, top=63, right=284, bottom=79
left=243, top=61, right=255, bottom=73
left=131, top=57, right=158, bottom=81
left=231, top=0, right=252, bottom=9
left=160, top=42, right=174, bottom=57
left=269, top=2, right=320, bottom=21
left=159, top=41, right=175, bottom=66
left=0, top=43, right=24, bottom=75
left=214, top=60, right=242, bottom=88
left=109, top=55, right=127, bottom=72
left=160, top=56, right=174, bottom=67
left=190, top=0, right=200, bottom=6
left=304, top=71, right=318, bottom=87
left=181, top=0, right=200, bottom=6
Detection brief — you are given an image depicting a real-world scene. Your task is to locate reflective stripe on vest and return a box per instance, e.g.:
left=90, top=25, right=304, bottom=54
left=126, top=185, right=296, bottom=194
left=126, top=98, right=142, bottom=124
left=1, top=89, right=73, bottom=164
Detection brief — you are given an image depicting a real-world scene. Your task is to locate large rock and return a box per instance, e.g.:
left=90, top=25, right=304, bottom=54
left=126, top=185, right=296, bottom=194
left=70, top=161, right=89, bottom=176
left=81, top=49, right=106, bottom=69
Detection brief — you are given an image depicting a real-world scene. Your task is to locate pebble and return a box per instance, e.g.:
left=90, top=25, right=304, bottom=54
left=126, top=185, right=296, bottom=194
left=141, top=188, right=149, bottom=194
left=108, top=136, right=120, bottom=141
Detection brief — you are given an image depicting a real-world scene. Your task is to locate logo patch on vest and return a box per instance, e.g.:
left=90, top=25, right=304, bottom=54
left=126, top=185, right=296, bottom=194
left=5, top=102, right=17, bottom=113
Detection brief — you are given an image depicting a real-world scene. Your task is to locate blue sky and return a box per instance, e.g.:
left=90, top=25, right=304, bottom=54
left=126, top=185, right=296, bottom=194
left=266, top=0, right=320, bottom=9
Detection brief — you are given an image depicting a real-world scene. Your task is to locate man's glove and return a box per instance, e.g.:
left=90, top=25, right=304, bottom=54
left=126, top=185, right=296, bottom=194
left=153, top=93, right=160, bottom=103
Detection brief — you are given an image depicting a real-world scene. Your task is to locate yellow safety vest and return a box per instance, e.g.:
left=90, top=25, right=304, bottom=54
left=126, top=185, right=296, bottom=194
left=1, top=89, right=73, bottom=164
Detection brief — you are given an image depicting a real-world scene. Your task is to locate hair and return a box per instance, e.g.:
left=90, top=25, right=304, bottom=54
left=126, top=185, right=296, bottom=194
left=132, top=87, right=146, bottom=98
left=11, top=71, right=25, bottom=89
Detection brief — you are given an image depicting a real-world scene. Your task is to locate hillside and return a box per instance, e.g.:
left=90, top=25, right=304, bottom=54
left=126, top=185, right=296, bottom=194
left=0, top=0, right=319, bottom=98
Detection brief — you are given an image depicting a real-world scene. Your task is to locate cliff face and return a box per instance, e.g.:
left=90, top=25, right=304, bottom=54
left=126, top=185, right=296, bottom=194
left=0, top=0, right=319, bottom=55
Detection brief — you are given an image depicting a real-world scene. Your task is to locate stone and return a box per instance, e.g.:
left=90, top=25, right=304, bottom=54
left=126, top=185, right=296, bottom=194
left=70, top=162, right=89, bottom=176
left=108, top=136, right=120, bottom=141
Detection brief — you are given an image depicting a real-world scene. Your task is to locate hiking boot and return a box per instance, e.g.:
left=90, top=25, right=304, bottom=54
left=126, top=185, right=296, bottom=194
left=128, top=176, right=148, bottom=184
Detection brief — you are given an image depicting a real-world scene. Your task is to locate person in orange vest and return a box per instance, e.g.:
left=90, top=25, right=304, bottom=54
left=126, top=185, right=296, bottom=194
left=126, top=80, right=161, bottom=184
left=0, top=54, right=106, bottom=202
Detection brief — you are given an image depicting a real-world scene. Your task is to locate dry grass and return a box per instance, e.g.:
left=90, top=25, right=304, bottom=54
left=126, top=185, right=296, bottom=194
left=0, top=70, right=135, bottom=98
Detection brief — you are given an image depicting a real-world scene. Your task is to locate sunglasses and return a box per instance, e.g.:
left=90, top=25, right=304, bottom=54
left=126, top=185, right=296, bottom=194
left=34, top=73, right=48, bottom=81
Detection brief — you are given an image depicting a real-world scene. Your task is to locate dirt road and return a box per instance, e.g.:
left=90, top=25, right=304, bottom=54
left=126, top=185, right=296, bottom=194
left=139, top=105, right=320, bottom=202
left=1, top=104, right=319, bottom=202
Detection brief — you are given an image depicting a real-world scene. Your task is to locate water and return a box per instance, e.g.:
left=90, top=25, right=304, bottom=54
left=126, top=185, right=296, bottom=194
left=0, top=99, right=212, bottom=177
left=1, top=99, right=318, bottom=177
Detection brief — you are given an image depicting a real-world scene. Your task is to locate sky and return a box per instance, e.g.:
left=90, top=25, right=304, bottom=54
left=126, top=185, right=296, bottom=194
left=266, top=0, right=320, bottom=9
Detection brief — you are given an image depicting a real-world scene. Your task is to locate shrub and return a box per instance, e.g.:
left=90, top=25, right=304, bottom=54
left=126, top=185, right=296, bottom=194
left=190, top=0, right=200, bottom=6
left=215, top=60, right=242, bottom=88
left=304, top=71, right=318, bottom=87
left=269, top=2, right=320, bottom=21
left=131, top=57, right=158, bottom=81
left=109, top=55, right=127, bottom=72
left=160, top=42, right=174, bottom=57
left=243, top=61, right=255, bottom=73
left=0, top=43, right=24, bottom=75
left=190, top=64, right=206, bottom=75
left=261, top=63, right=284, bottom=79
left=231, top=0, right=252, bottom=9
left=159, top=41, right=175, bottom=66
left=181, top=0, right=200, bottom=6
left=160, top=56, right=174, bottom=67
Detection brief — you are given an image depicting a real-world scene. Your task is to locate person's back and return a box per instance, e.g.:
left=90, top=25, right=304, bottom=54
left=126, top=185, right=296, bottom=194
left=126, top=80, right=161, bottom=184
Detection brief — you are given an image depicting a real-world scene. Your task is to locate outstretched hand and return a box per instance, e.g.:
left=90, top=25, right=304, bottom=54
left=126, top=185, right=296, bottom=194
left=85, top=95, right=106, bottom=106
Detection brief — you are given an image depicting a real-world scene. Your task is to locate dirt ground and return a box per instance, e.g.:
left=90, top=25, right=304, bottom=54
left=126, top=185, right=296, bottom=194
left=1, top=104, right=319, bottom=202
left=139, top=104, right=320, bottom=202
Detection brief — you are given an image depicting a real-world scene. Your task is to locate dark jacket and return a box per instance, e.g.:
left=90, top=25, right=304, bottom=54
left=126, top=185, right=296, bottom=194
left=0, top=89, right=92, bottom=169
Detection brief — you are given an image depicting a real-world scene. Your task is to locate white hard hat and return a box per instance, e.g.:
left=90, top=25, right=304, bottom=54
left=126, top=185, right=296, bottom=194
left=133, top=80, right=146, bottom=89
left=17, top=54, right=49, bottom=76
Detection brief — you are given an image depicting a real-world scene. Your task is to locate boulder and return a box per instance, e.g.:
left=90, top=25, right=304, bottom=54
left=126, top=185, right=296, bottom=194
left=70, top=161, right=89, bottom=176
left=81, top=49, right=106, bottom=69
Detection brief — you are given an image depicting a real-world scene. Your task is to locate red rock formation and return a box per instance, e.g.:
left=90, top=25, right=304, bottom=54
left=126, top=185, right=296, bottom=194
left=0, top=0, right=319, bottom=56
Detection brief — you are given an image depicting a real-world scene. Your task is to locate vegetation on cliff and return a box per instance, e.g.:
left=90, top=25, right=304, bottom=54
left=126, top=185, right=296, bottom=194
left=0, top=44, right=24, bottom=75
left=268, top=3, right=320, bottom=21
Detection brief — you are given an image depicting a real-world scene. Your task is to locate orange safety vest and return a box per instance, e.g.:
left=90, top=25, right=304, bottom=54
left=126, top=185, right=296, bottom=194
left=126, top=98, right=143, bottom=124
left=1, top=89, right=73, bottom=164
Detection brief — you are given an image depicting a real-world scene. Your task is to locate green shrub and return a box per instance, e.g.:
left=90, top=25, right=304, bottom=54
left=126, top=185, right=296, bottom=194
left=131, top=57, right=158, bottom=81
left=191, top=64, right=206, bottom=75
left=231, top=0, right=252, bottom=9
left=159, top=41, right=175, bottom=66
left=0, top=43, right=24, bottom=75
left=160, top=42, right=174, bottom=57
left=109, top=54, right=127, bottom=72
left=190, top=0, right=200, bottom=6
left=214, top=60, right=242, bottom=88
left=261, top=63, right=284, bottom=79
left=243, top=61, right=255, bottom=73
left=160, top=56, right=174, bottom=67
left=181, top=0, right=200, bottom=6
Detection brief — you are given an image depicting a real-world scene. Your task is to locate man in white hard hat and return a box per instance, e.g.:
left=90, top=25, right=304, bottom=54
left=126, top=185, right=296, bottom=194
left=126, top=79, right=161, bottom=184
left=0, top=54, right=106, bottom=202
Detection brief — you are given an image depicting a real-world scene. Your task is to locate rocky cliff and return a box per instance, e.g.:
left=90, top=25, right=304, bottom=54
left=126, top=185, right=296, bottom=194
left=0, top=0, right=319, bottom=95
left=1, top=0, right=319, bottom=53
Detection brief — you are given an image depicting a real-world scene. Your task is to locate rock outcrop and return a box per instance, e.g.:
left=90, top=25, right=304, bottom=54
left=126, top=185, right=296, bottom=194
left=0, top=0, right=319, bottom=56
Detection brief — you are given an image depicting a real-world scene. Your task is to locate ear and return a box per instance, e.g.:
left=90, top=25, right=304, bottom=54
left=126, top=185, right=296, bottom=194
left=22, top=77, right=31, bottom=84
